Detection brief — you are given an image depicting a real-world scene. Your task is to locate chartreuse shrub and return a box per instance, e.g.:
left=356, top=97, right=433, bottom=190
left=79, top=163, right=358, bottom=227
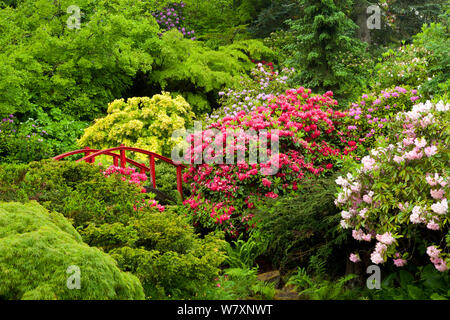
left=0, top=160, right=147, bottom=227
left=81, top=208, right=227, bottom=300
left=78, top=93, right=195, bottom=160
left=336, top=100, right=449, bottom=272
left=0, top=201, right=145, bottom=300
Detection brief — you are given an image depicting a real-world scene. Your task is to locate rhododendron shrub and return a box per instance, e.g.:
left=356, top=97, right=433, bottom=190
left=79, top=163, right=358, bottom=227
left=102, top=165, right=148, bottom=193
left=336, top=101, right=449, bottom=272
left=205, top=63, right=294, bottom=123
left=183, top=88, right=359, bottom=236
left=341, top=86, right=424, bottom=150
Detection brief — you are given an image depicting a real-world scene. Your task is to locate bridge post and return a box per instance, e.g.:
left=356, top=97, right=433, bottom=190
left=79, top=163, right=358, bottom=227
left=149, top=155, right=156, bottom=189
left=176, top=165, right=183, bottom=201
left=84, top=147, right=93, bottom=163
left=120, top=144, right=126, bottom=168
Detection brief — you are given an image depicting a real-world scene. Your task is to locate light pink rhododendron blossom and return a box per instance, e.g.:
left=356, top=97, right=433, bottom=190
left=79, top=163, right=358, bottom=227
left=336, top=100, right=449, bottom=271
left=349, top=253, right=361, bottom=263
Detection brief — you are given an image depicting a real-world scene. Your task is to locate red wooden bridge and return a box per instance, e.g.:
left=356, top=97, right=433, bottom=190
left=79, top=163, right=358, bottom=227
left=53, top=145, right=186, bottom=200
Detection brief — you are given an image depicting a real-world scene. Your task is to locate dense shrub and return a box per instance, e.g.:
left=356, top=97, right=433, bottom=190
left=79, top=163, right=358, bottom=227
left=78, top=93, right=195, bottom=159
left=82, top=208, right=227, bottom=299
left=0, top=160, right=148, bottom=227
left=182, top=88, right=358, bottom=236
left=372, top=23, right=450, bottom=99
left=336, top=100, right=449, bottom=272
left=0, top=160, right=227, bottom=299
left=285, top=0, right=368, bottom=103
left=340, top=86, right=424, bottom=150
left=254, top=173, right=349, bottom=275
left=0, top=201, right=145, bottom=300
left=205, top=63, right=294, bottom=123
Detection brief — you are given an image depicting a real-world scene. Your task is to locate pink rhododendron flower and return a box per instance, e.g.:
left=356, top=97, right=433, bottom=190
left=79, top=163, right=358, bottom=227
left=430, top=189, right=445, bottom=200
left=426, top=246, right=440, bottom=258
left=341, top=210, right=352, bottom=219
left=424, top=145, right=437, bottom=157
left=426, top=220, right=440, bottom=231
left=361, top=156, right=377, bottom=172
left=261, top=178, right=272, bottom=187
left=376, top=232, right=395, bottom=245
left=370, top=252, right=385, bottom=264
left=363, top=194, right=372, bottom=204
left=349, top=253, right=361, bottom=263
left=393, top=155, right=404, bottom=164
left=430, top=198, right=448, bottom=215
left=393, top=259, right=407, bottom=267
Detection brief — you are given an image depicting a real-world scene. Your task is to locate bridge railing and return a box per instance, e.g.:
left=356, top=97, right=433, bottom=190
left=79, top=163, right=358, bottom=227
left=53, top=145, right=186, bottom=200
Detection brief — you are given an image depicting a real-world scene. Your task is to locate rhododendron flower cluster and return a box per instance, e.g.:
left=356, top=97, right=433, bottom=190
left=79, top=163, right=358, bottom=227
left=102, top=165, right=148, bottom=192
left=152, top=2, right=196, bottom=40
left=341, top=86, right=423, bottom=149
left=336, top=100, right=449, bottom=271
left=134, top=198, right=165, bottom=212
left=206, top=63, right=294, bottom=123
left=183, top=88, right=359, bottom=236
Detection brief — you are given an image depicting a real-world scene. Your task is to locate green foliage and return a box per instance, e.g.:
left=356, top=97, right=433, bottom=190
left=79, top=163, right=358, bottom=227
left=0, top=0, right=160, bottom=120
left=248, top=0, right=301, bottom=38
left=146, top=31, right=275, bottom=114
left=225, top=231, right=268, bottom=269
left=262, top=30, right=296, bottom=66
left=370, top=265, right=450, bottom=300
left=287, top=267, right=361, bottom=300
left=213, top=267, right=276, bottom=300
left=254, top=173, right=350, bottom=275
left=78, top=93, right=195, bottom=158
left=336, top=100, right=449, bottom=270
left=0, top=160, right=147, bottom=227
left=286, top=0, right=369, bottom=103
left=85, top=209, right=228, bottom=300
left=372, top=23, right=450, bottom=99
left=0, top=201, right=145, bottom=300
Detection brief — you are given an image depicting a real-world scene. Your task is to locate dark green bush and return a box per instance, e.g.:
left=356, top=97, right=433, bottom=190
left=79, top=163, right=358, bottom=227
left=370, top=264, right=450, bottom=300
left=83, top=208, right=227, bottom=300
left=0, top=201, right=145, bottom=300
left=253, top=173, right=350, bottom=276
